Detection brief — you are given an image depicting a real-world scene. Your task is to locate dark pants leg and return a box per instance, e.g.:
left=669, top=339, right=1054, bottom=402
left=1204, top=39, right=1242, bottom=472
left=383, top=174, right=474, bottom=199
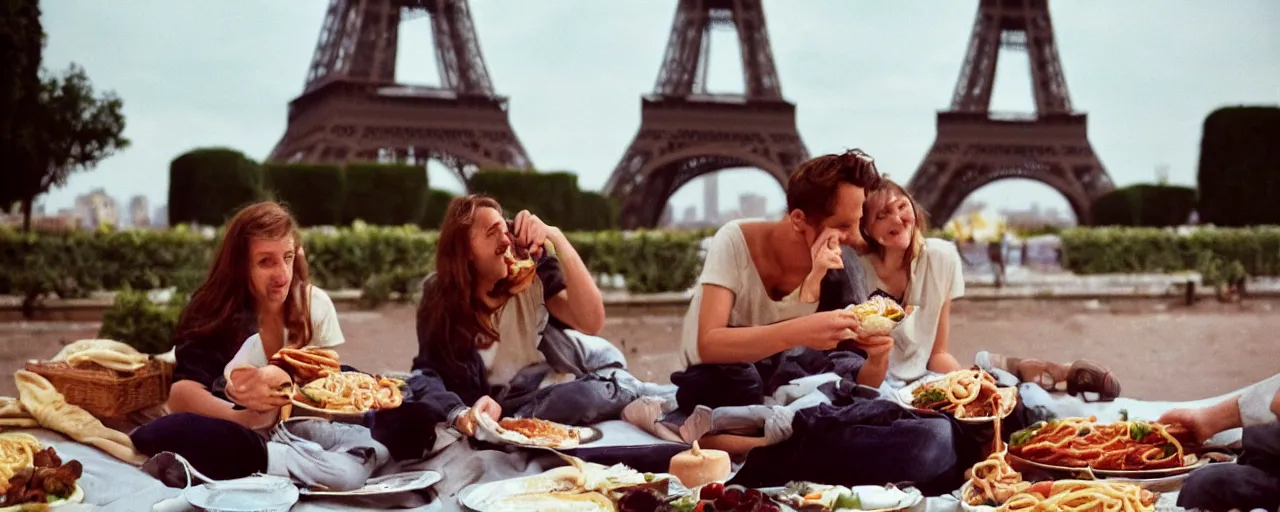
left=671, top=363, right=765, bottom=415
left=729, top=402, right=963, bottom=496
left=502, top=374, right=639, bottom=426
left=1178, top=424, right=1280, bottom=512
left=129, top=413, right=268, bottom=481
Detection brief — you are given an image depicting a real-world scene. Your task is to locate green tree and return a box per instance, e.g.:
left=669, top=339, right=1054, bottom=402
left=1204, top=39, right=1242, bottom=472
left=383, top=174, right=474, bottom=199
left=0, top=0, right=45, bottom=213
left=10, top=64, right=129, bottom=230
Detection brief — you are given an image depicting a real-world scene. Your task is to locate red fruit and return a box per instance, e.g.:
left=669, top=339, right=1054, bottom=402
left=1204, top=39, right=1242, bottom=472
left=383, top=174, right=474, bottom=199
left=700, top=483, right=725, bottom=500
left=714, top=497, right=736, bottom=511
left=723, top=488, right=743, bottom=503
left=758, top=502, right=781, bottom=512
left=745, top=489, right=764, bottom=502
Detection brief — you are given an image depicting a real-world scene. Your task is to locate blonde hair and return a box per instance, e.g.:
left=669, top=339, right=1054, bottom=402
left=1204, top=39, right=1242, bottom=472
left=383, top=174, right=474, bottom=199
left=860, top=178, right=928, bottom=266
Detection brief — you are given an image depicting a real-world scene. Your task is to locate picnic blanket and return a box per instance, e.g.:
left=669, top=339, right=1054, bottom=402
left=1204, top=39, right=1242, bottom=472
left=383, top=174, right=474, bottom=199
left=13, top=379, right=1253, bottom=511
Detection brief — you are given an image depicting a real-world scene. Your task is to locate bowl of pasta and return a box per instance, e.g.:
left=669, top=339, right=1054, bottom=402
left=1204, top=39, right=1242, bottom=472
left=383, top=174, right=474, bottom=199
left=290, top=371, right=405, bottom=422
left=898, top=369, right=1017, bottom=423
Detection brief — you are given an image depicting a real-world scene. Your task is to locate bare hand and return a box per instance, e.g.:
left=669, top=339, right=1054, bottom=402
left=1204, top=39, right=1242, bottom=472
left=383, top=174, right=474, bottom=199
left=455, top=396, right=502, bottom=437
left=512, top=210, right=553, bottom=258
left=798, top=311, right=860, bottom=351
left=227, top=366, right=293, bottom=413
left=1158, top=408, right=1217, bottom=444
left=853, top=333, right=895, bottom=358
left=809, top=228, right=844, bottom=277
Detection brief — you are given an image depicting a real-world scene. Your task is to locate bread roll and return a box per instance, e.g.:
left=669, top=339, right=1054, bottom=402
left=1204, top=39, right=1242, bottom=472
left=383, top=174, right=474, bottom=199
left=668, top=441, right=730, bottom=489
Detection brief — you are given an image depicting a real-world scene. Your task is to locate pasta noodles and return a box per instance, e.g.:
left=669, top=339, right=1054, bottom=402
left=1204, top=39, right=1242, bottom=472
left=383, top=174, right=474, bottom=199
left=912, top=369, right=1016, bottom=420
left=0, top=433, right=41, bottom=491
left=1009, top=417, right=1187, bottom=471
left=1002, top=480, right=1155, bottom=512
left=295, top=372, right=403, bottom=414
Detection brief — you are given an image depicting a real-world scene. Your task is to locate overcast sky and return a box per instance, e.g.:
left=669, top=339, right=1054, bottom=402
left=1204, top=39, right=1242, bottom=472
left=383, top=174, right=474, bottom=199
left=36, top=0, right=1280, bottom=222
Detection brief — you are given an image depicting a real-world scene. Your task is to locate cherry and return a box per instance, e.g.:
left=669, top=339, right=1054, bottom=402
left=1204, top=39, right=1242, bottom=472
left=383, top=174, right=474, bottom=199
left=723, top=488, right=744, bottom=503
left=714, top=497, right=736, bottom=511
left=700, top=483, right=725, bottom=500
left=758, top=502, right=781, bottom=512
left=745, top=489, right=764, bottom=502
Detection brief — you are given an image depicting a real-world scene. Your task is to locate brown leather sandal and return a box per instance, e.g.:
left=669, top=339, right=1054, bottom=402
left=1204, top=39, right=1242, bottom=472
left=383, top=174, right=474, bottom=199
left=1005, top=357, right=1068, bottom=391
left=1065, top=360, right=1122, bottom=402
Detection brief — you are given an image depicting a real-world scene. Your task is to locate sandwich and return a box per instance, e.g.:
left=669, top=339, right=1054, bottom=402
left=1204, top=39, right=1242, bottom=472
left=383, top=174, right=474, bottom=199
left=843, top=296, right=910, bottom=336
left=499, top=229, right=540, bottom=295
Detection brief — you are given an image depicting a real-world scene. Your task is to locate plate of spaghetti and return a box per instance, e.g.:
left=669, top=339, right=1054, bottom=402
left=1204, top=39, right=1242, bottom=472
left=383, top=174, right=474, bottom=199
left=1006, top=416, right=1207, bottom=477
left=291, top=371, right=404, bottom=421
left=898, top=369, right=1017, bottom=423
left=474, top=415, right=601, bottom=450
left=960, top=449, right=1159, bottom=511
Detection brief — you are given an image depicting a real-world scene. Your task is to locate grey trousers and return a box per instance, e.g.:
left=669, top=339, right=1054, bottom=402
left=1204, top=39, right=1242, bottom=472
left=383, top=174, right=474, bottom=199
left=1178, top=423, right=1280, bottom=512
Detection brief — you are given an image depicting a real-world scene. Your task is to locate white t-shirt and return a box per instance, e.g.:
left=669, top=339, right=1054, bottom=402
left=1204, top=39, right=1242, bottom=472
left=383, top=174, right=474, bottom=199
left=680, top=220, right=819, bottom=366
left=222, top=285, right=346, bottom=381
left=858, top=238, right=965, bottom=384
left=475, top=277, right=571, bottom=388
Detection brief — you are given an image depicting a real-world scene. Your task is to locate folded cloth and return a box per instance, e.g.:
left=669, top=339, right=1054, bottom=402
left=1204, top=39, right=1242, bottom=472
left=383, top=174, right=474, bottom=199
left=14, top=370, right=147, bottom=465
left=0, top=397, right=39, bottom=428
left=267, top=418, right=392, bottom=492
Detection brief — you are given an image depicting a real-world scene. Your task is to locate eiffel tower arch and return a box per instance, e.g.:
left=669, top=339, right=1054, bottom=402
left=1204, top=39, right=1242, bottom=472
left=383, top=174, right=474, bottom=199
left=603, top=0, right=810, bottom=229
left=906, top=0, right=1114, bottom=225
left=268, top=0, right=533, bottom=184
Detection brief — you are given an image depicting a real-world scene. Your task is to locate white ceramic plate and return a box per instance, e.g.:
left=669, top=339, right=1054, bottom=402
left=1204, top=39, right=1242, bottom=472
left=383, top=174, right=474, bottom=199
left=300, top=470, right=442, bottom=497
left=895, top=374, right=1017, bottom=423
left=183, top=475, right=299, bottom=512
left=0, top=484, right=84, bottom=511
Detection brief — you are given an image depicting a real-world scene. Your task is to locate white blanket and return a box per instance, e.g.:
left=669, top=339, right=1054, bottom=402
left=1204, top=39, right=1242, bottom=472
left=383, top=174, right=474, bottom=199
left=25, top=385, right=1254, bottom=511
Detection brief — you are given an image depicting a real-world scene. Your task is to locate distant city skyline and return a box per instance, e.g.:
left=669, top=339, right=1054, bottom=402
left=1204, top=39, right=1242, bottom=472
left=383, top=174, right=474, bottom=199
left=32, top=1, right=1280, bottom=223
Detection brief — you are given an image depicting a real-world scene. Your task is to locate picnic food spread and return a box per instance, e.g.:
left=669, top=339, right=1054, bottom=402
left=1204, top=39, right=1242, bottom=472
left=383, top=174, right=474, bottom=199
left=0, top=433, right=83, bottom=508
left=842, top=297, right=908, bottom=336
left=911, top=369, right=1017, bottom=420
left=462, top=452, right=673, bottom=511
left=294, top=372, right=403, bottom=414
left=1008, top=417, right=1192, bottom=470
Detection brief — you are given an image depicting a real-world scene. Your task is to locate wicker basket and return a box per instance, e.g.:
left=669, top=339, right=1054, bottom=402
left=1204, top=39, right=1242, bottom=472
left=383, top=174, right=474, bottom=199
left=24, top=359, right=173, bottom=419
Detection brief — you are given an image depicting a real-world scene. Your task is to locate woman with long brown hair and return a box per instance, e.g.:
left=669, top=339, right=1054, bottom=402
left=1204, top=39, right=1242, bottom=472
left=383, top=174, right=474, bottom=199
left=411, top=194, right=664, bottom=437
left=858, top=178, right=1121, bottom=400
left=129, top=201, right=347, bottom=479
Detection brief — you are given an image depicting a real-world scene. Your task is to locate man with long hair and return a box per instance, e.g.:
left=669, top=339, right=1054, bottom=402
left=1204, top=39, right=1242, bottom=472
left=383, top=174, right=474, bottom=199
left=411, top=195, right=664, bottom=438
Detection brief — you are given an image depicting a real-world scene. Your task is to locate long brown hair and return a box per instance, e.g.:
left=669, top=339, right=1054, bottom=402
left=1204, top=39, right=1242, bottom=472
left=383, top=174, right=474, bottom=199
left=861, top=178, right=928, bottom=267
left=176, top=202, right=312, bottom=349
left=417, top=194, right=503, bottom=371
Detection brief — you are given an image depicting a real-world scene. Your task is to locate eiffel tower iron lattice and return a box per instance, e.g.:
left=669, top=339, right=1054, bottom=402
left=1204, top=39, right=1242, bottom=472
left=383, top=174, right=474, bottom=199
left=603, top=0, right=809, bottom=229
left=268, top=0, right=532, bottom=184
left=906, top=0, right=1113, bottom=225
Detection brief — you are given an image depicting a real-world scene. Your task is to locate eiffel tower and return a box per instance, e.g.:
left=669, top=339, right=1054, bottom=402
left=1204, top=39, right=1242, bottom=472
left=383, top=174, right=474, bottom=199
left=603, top=0, right=809, bottom=229
left=906, top=0, right=1113, bottom=224
left=268, top=0, right=532, bottom=183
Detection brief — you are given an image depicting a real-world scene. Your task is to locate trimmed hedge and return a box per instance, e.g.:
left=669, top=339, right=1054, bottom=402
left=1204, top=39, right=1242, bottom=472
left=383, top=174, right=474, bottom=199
left=7, top=226, right=1277, bottom=314
left=264, top=163, right=345, bottom=227
left=1059, top=226, right=1280, bottom=279
left=0, top=226, right=715, bottom=311
left=470, top=170, right=580, bottom=227
left=344, top=163, right=429, bottom=226
left=1091, top=184, right=1197, bottom=227
left=1197, top=106, right=1280, bottom=226
left=168, top=148, right=263, bottom=226
left=421, top=189, right=455, bottom=229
